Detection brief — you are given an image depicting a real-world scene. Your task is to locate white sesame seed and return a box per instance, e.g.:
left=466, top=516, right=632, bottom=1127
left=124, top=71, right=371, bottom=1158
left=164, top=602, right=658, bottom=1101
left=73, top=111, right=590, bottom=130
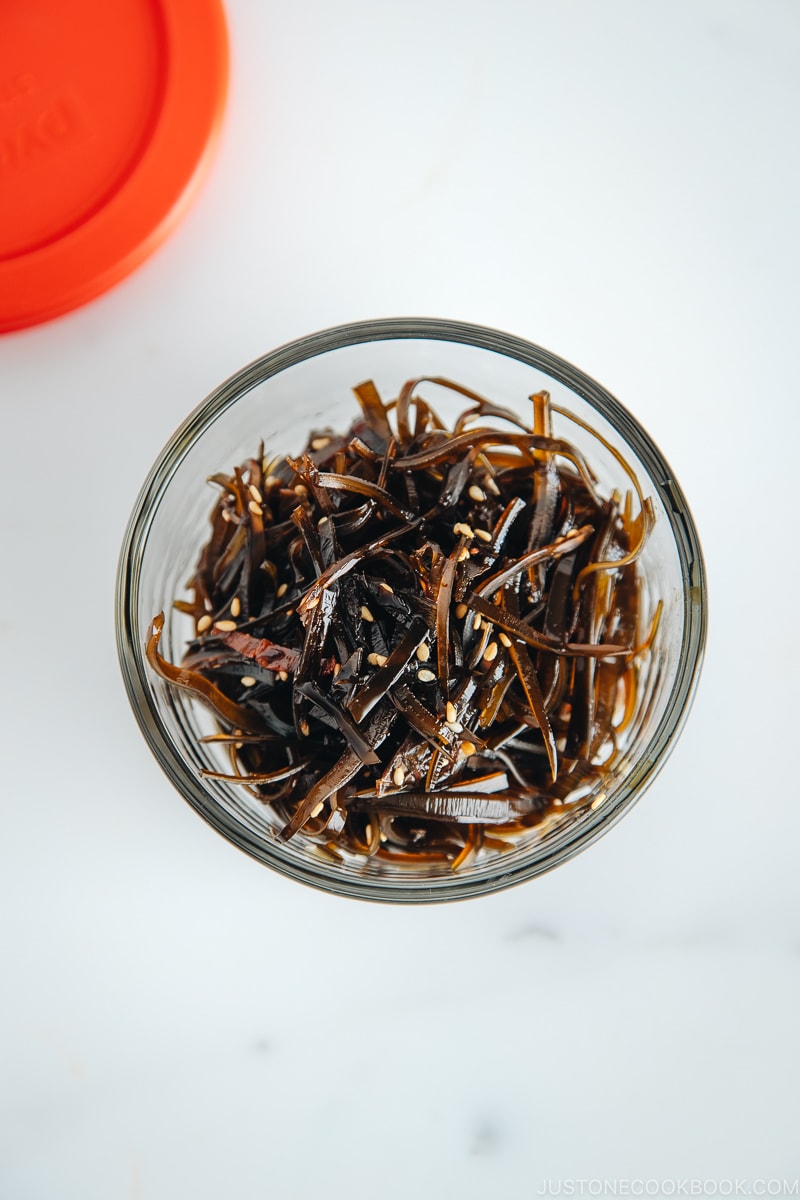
left=378, top=581, right=394, bottom=594
left=499, top=632, right=512, bottom=647
left=445, top=720, right=464, bottom=733
left=417, top=668, right=436, bottom=683
left=461, top=741, right=477, bottom=757
left=230, top=597, right=241, bottom=617
left=294, top=484, right=308, bottom=496
left=368, top=652, right=388, bottom=667
left=311, top=436, right=331, bottom=451
left=310, top=801, right=324, bottom=819
left=393, top=765, right=406, bottom=788
left=278, top=670, right=289, bottom=682
left=416, top=643, right=430, bottom=662
left=333, top=662, right=341, bottom=677
left=215, top=619, right=237, bottom=632
left=276, top=582, right=288, bottom=598
left=241, top=676, right=256, bottom=687
left=485, top=475, right=501, bottom=496
left=380, top=831, right=388, bottom=843
left=453, top=522, right=474, bottom=539
left=468, top=485, right=486, bottom=502
left=446, top=701, right=457, bottom=724
left=458, top=546, right=470, bottom=561
left=483, top=641, right=499, bottom=663
left=455, top=603, right=468, bottom=619
left=473, top=613, right=482, bottom=631
left=360, top=606, right=374, bottom=622
left=248, top=500, right=261, bottom=516
left=265, top=474, right=281, bottom=488
left=474, top=528, right=492, bottom=542
left=248, top=484, right=262, bottom=504
left=221, top=508, right=233, bottom=522
left=197, top=614, right=212, bottom=633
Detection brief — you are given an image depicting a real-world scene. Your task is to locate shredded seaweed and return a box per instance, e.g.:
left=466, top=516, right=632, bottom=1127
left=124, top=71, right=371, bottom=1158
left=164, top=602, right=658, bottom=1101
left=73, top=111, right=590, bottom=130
left=148, top=378, right=657, bottom=869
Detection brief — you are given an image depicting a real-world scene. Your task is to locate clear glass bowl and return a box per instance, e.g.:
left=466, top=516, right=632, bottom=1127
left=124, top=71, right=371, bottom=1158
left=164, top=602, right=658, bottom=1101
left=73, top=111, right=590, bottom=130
left=116, top=318, right=706, bottom=902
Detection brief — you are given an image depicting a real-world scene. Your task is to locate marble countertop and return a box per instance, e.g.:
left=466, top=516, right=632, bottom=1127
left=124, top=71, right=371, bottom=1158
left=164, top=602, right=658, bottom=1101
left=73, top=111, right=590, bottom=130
left=2, top=1, right=798, bottom=1196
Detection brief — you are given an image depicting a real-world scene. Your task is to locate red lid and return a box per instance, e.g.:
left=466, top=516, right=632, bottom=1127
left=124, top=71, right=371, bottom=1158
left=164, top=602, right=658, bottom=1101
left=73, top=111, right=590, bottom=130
left=0, top=0, right=228, bottom=333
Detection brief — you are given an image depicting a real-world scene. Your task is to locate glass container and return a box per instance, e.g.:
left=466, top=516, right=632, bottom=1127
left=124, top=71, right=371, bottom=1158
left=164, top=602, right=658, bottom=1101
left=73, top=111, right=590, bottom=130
left=116, top=318, right=706, bottom=902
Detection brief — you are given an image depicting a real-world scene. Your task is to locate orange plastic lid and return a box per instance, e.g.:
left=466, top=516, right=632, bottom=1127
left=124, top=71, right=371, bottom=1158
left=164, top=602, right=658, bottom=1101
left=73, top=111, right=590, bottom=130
left=0, top=0, right=228, bottom=333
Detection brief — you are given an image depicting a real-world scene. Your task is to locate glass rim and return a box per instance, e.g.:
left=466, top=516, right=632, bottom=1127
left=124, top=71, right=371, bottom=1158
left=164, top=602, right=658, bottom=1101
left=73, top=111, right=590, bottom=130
left=115, top=317, right=708, bottom=903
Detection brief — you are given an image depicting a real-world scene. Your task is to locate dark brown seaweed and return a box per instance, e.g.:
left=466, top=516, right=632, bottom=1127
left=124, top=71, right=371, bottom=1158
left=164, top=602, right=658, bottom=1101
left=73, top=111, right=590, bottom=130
left=147, top=376, right=657, bottom=870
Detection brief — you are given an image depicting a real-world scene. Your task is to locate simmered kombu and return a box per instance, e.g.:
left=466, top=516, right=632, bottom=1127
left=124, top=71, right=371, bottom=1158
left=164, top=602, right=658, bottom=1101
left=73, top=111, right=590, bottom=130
left=147, top=378, right=657, bottom=870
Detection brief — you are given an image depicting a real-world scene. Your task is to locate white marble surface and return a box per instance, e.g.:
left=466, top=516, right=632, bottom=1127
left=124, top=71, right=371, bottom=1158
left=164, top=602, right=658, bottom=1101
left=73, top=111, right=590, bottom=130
left=1, top=1, right=798, bottom=1196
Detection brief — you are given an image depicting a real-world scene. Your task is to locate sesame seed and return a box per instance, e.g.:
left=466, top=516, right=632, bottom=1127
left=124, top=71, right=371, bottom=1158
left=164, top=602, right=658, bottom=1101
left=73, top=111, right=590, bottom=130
left=333, top=662, right=341, bottom=677
left=197, top=614, right=212, bottom=633
left=310, top=801, right=324, bottom=819
left=378, top=581, right=394, bottom=594
left=265, top=474, right=281, bottom=488
left=360, top=606, right=374, bottom=622
left=235, top=741, right=243, bottom=750
left=417, top=668, right=436, bottom=683
left=485, top=475, right=501, bottom=496
left=474, top=528, right=492, bottom=542
left=446, top=701, right=457, bottom=724
left=294, top=484, right=308, bottom=496
left=221, top=508, right=233, bottom=522
left=278, top=670, right=289, bottom=682
left=215, top=619, right=237, bottom=632
left=393, top=765, right=406, bottom=788
left=499, top=632, right=512, bottom=647
left=311, top=436, right=331, bottom=451
left=468, top=485, right=486, bottom=502
left=230, top=597, right=241, bottom=617
left=248, top=500, right=261, bottom=516
left=248, top=484, right=262, bottom=504
left=416, top=643, right=430, bottom=663
left=445, top=720, right=464, bottom=733
left=276, top=582, right=288, bottom=598
left=483, top=641, right=499, bottom=663
left=241, top=676, right=256, bottom=687
left=299, top=719, right=310, bottom=736
left=453, top=521, right=474, bottom=539
left=461, top=741, right=477, bottom=757
left=458, top=546, right=470, bottom=561
left=368, top=652, right=388, bottom=667
left=473, top=613, right=482, bottom=631
left=380, top=831, right=388, bottom=843
left=455, top=603, right=468, bottom=619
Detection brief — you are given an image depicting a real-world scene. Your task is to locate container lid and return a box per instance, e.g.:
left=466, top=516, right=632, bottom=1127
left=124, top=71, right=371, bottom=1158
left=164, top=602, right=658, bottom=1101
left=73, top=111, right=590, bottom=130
left=0, top=0, right=228, bottom=333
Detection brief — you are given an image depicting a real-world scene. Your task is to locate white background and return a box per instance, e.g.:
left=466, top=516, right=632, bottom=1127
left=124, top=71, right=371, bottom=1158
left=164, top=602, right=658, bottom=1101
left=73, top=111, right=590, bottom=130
left=2, top=1, right=799, bottom=1197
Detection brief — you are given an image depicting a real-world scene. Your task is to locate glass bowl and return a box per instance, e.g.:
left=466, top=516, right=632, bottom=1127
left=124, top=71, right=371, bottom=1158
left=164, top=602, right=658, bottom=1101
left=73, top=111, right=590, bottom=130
left=115, top=318, right=706, bottom=902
